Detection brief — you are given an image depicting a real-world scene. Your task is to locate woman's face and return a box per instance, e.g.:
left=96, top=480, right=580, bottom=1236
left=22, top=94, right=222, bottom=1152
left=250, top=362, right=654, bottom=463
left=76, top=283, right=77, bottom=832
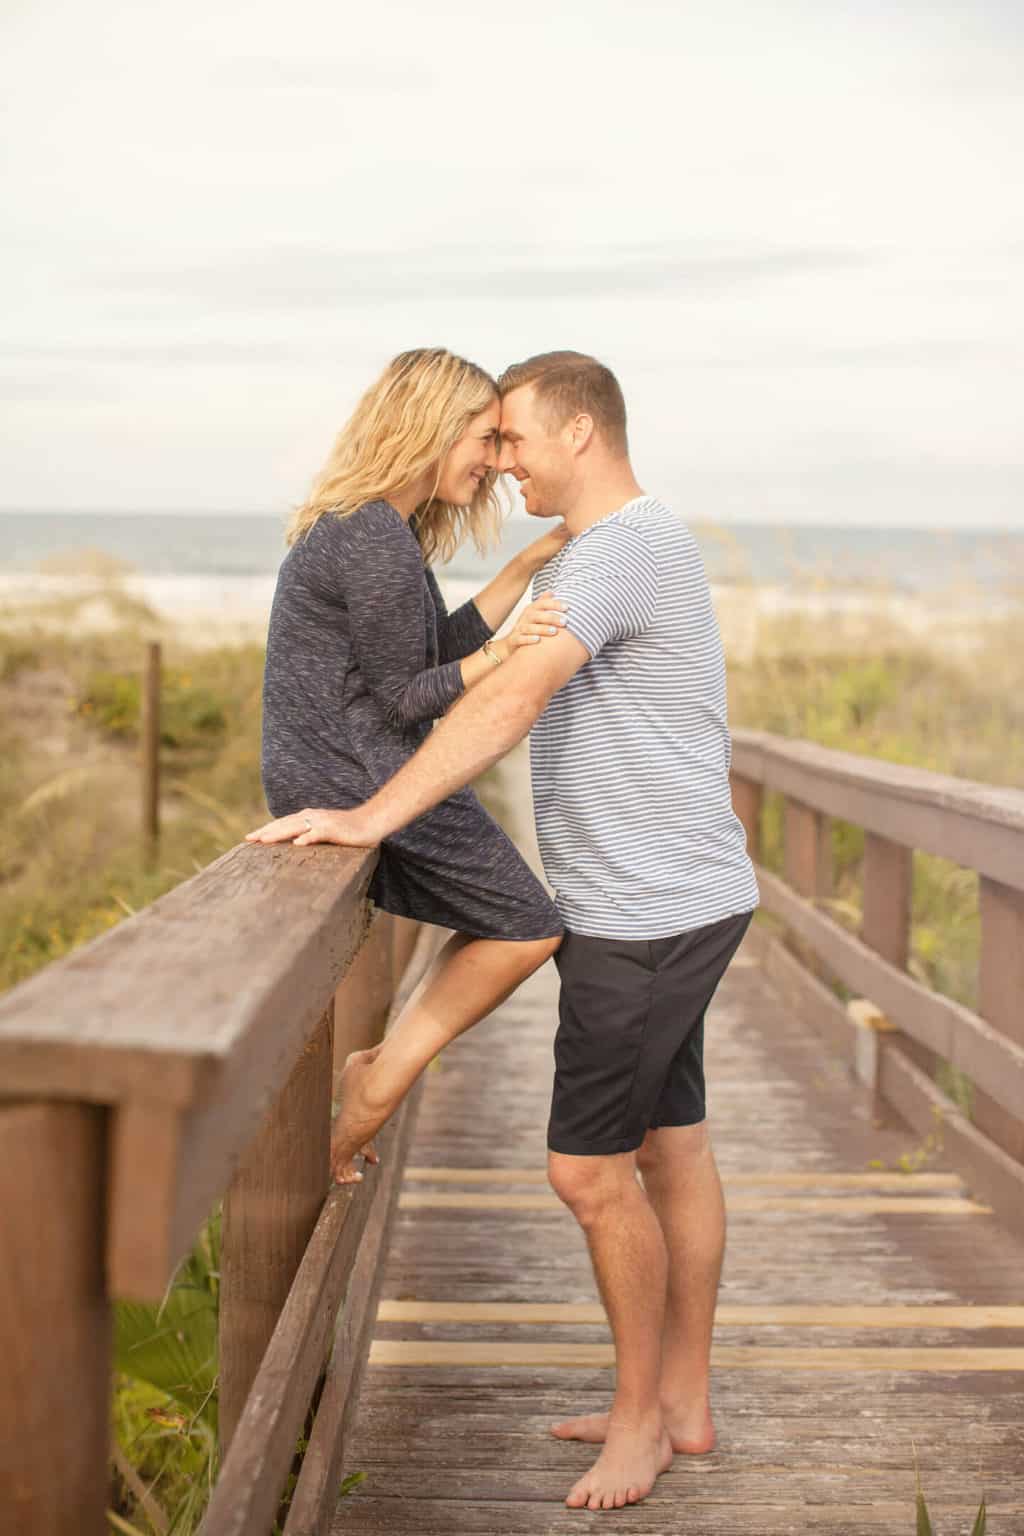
left=436, top=399, right=501, bottom=505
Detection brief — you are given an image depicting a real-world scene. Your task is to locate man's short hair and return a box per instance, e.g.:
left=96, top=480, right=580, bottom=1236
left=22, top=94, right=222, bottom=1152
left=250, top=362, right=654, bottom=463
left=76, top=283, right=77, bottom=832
left=497, top=351, right=628, bottom=456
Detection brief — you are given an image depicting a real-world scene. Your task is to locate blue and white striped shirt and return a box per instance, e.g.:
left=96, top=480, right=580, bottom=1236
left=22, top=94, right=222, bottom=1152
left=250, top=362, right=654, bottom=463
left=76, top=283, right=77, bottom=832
left=530, top=495, right=759, bottom=939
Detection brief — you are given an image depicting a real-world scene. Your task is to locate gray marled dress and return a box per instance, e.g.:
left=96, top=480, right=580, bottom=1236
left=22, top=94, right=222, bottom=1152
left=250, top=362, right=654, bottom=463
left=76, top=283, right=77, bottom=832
left=261, top=500, right=562, bottom=941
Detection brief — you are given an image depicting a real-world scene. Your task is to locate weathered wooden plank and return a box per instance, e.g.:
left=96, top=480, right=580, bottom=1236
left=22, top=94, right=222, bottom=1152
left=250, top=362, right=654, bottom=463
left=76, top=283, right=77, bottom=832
left=397, top=1191, right=990, bottom=1215
left=335, top=1498, right=1021, bottom=1536
left=878, top=1040, right=1024, bottom=1240
left=756, top=865, right=1024, bottom=1123
left=862, top=832, right=912, bottom=970
left=0, top=1103, right=110, bottom=1536
left=368, top=1339, right=1024, bottom=1370
left=219, top=1006, right=334, bottom=1454
left=0, top=842, right=376, bottom=1086
left=784, top=799, right=831, bottom=900
left=729, top=773, right=763, bottom=863
left=732, top=729, right=1024, bottom=890
left=283, top=1080, right=423, bottom=1536
left=200, top=1106, right=407, bottom=1536
left=375, top=1301, right=1024, bottom=1329
left=403, top=1167, right=966, bottom=1189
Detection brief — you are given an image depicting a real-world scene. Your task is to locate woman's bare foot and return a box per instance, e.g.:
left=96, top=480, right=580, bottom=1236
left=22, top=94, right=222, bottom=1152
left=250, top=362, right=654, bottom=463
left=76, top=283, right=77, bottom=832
left=564, top=1419, right=673, bottom=1512
left=553, top=1399, right=716, bottom=1456
left=331, top=1047, right=387, bottom=1184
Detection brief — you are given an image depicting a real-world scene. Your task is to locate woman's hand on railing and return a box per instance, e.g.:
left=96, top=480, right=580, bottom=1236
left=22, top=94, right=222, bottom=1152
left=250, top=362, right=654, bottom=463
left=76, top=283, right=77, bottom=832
left=245, top=808, right=380, bottom=848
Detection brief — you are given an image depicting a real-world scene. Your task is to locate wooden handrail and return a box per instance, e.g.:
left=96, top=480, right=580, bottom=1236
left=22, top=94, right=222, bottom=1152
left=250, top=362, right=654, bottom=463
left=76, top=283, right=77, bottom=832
left=732, top=728, right=1024, bottom=892
left=0, top=838, right=434, bottom=1536
left=730, top=729, right=1024, bottom=1237
left=0, top=841, right=376, bottom=1297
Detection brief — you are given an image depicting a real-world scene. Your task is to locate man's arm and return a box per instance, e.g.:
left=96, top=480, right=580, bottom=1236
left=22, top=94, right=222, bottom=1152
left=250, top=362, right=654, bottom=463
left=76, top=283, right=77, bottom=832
left=247, top=629, right=589, bottom=847
left=362, top=627, right=589, bottom=837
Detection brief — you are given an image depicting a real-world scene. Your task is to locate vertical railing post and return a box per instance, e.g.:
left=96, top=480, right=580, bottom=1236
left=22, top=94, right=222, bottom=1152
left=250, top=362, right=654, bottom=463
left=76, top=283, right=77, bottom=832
left=0, top=1103, right=111, bottom=1536
left=141, top=640, right=161, bottom=852
left=731, top=774, right=763, bottom=865
left=857, top=833, right=914, bottom=1113
left=784, top=799, right=831, bottom=901
left=219, top=1007, right=334, bottom=1453
left=975, top=878, right=1024, bottom=1162
left=861, top=832, right=913, bottom=968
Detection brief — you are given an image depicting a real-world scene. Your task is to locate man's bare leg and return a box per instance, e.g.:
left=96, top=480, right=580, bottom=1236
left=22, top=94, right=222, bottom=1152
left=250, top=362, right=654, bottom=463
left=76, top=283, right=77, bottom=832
left=552, top=1121, right=724, bottom=1454
left=331, top=930, right=560, bottom=1181
left=548, top=1150, right=673, bottom=1511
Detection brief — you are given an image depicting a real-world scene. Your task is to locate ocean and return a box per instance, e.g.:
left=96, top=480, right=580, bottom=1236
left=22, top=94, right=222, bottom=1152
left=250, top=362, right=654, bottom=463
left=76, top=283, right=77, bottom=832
left=1, top=511, right=1021, bottom=595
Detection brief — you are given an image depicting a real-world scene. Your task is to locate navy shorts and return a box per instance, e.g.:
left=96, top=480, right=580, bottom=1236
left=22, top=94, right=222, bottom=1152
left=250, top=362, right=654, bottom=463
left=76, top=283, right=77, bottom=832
left=547, top=910, right=753, bottom=1157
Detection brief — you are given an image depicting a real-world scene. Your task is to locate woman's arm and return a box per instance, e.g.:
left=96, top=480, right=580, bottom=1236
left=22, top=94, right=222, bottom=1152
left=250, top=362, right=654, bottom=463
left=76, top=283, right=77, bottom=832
left=335, top=507, right=467, bottom=728
left=470, top=523, right=570, bottom=632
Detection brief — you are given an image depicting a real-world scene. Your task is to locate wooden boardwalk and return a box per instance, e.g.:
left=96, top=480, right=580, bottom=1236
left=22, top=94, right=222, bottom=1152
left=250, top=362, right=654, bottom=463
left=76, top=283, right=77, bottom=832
left=335, top=930, right=1024, bottom=1533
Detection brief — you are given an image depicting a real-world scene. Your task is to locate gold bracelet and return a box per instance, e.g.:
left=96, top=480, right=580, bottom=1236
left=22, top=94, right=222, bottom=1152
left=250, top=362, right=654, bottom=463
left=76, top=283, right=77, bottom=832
left=482, top=638, right=503, bottom=667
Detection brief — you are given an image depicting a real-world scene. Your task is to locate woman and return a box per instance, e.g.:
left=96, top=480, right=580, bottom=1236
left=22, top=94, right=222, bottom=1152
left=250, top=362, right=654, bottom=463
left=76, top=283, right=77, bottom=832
left=252, top=348, right=566, bottom=1181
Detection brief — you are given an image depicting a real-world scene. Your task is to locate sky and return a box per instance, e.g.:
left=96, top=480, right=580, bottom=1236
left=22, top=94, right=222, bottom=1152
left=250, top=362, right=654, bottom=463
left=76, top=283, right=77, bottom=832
left=2, top=0, right=1022, bottom=527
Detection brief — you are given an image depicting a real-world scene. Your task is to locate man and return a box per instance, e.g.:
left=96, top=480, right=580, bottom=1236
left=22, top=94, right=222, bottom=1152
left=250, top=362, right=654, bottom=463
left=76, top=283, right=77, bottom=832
left=248, top=352, right=758, bottom=1512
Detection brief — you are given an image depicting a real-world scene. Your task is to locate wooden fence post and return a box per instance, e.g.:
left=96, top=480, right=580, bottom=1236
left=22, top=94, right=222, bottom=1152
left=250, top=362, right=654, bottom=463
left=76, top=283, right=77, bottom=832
left=975, top=878, right=1024, bottom=1162
left=219, top=1007, right=334, bottom=1454
left=861, top=832, right=913, bottom=969
left=0, top=1103, right=111, bottom=1536
left=141, top=640, right=161, bottom=849
left=731, top=774, right=763, bottom=865
left=784, top=799, right=831, bottom=901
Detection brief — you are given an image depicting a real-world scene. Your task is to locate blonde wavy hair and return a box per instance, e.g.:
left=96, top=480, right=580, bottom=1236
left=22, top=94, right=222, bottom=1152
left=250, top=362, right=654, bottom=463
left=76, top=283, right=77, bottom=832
left=287, top=348, right=502, bottom=563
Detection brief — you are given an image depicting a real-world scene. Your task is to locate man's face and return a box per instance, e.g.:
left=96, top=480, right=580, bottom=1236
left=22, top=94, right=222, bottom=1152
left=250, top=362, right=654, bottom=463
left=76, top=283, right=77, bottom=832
left=497, top=385, right=574, bottom=519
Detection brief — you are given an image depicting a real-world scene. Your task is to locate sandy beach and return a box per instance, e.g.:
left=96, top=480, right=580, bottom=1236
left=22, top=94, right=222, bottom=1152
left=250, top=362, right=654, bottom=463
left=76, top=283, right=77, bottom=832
left=0, top=568, right=1012, bottom=660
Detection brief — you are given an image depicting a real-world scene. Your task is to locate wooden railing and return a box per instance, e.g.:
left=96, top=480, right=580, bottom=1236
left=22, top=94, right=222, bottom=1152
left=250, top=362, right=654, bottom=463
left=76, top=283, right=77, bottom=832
left=730, top=729, right=1024, bottom=1231
left=0, top=840, right=439, bottom=1536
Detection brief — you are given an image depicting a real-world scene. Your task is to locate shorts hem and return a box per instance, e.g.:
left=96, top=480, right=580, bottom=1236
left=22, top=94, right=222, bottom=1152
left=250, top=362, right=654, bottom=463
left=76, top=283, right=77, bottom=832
left=546, top=1131, right=646, bottom=1157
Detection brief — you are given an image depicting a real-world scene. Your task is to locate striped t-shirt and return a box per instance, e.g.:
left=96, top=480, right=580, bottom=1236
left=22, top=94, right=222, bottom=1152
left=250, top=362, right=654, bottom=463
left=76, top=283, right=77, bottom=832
left=529, top=494, right=759, bottom=940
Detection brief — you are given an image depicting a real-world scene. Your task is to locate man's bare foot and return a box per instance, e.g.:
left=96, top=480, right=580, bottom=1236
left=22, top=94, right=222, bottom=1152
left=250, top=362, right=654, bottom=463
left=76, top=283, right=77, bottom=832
left=564, top=1419, right=673, bottom=1512
left=331, top=1047, right=387, bottom=1184
left=553, top=1401, right=715, bottom=1456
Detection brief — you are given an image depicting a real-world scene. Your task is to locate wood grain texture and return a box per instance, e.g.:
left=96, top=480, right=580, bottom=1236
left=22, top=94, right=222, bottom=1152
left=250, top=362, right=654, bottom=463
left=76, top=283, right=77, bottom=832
left=332, top=784, right=1024, bottom=1536
left=283, top=1080, right=424, bottom=1536
left=218, top=1006, right=334, bottom=1455
left=376, top=1301, right=1024, bottom=1329
left=861, top=832, right=912, bottom=970
left=0, top=1103, right=110, bottom=1536
left=397, top=1192, right=991, bottom=1215
left=403, top=1167, right=967, bottom=1189
left=732, top=728, right=1024, bottom=890
left=756, top=864, right=1024, bottom=1124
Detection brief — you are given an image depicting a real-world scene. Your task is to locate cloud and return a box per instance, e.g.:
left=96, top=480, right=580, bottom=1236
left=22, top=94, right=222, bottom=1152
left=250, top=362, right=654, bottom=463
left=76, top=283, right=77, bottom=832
left=87, top=241, right=872, bottom=310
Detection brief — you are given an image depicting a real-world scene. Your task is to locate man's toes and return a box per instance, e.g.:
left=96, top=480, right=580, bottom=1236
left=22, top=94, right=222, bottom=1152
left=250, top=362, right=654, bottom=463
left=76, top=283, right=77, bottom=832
left=565, top=1478, right=590, bottom=1509
left=614, top=1489, right=627, bottom=1509
left=626, top=1484, right=643, bottom=1504
left=361, top=1140, right=380, bottom=1165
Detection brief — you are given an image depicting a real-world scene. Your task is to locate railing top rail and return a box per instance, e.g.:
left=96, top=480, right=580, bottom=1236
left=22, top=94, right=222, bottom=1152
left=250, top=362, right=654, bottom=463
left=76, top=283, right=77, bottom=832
left=732, top=729, right=1024, bottom=891
left=0, top=841, right=377, bottom=1295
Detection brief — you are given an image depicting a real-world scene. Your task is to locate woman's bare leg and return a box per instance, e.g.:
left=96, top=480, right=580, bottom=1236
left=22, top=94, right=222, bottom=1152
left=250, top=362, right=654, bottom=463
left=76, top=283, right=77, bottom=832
left=331, top=930, right=560, bottom=1181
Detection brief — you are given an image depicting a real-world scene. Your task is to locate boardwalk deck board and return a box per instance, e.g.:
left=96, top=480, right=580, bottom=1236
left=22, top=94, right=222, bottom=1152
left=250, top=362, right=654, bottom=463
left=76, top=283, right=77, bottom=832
left=328, top=946, right=1024, bottom=1534
left=330, top=758, right=1024, bottom=1535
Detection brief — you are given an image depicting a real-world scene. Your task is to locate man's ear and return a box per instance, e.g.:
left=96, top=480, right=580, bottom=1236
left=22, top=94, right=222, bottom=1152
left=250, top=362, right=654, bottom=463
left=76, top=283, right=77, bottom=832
left=569, top=413, right=595, bottom=455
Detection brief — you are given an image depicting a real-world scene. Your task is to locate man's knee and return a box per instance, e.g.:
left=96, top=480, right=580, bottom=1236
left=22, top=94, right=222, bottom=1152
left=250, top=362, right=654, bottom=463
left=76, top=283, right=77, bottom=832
left=547, top=1150, right=633, bottom=1227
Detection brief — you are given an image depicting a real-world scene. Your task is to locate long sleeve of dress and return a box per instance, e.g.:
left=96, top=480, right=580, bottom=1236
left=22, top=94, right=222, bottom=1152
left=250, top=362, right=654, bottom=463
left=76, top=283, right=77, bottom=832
left=326, top=503, right=466, bottom=727
left=424, top=566, right=493, bottom=662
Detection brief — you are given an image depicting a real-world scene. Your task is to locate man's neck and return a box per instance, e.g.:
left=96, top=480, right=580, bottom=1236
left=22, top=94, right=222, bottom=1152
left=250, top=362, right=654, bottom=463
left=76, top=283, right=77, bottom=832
left=562, top=475, right=645, bottom=538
